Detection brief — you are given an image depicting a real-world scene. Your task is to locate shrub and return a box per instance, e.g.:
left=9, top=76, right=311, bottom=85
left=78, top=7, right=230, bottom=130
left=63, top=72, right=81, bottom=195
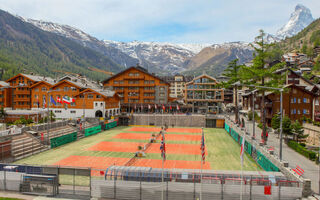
left=248, top=111, right=259, bottom=121
left=288, top=140, right=316, bottom=161
left=306, top=118, right=312, bottom=123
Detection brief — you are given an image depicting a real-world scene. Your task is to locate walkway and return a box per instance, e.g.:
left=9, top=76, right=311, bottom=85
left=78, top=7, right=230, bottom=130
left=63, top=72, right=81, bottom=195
left=234, top=114, right=320, bottom=194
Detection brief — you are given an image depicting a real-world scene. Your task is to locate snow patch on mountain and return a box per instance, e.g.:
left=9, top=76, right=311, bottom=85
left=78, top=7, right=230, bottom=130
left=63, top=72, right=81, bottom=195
left=276, top=4, right=314, bottom=39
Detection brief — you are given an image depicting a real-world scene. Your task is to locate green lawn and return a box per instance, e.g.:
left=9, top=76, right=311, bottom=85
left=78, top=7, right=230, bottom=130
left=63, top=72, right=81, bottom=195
left=14, top=126, right=261, bottom=171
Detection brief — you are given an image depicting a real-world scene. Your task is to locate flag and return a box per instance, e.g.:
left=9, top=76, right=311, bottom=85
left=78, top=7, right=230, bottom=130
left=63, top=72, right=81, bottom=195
left=148, top=104, right=151, bottom=110
left=201, top=129, right=205, bottom=163
left=50, top=95, right=56, bottom=106
left=177, top=104, right=180, bottom=111
left=57, top=96, right=62, bottom=104
left=62, top=96, right=75, bottom=104
left=162, top=105, right=165, bottom=112
left=240, top=135, right=245, bottom=165
left=170, top=105, right=172, bottom=110
left=36, top=96, right=39, bottom=108
left=155, top=104, right=157, bottom=109
left=43, top=96, right=46, bottom=109
left=134, top=104, right=137, bottom=110
left=160, top=131, right=166, bottom=161
left=141, top=104, right=143, bottom=111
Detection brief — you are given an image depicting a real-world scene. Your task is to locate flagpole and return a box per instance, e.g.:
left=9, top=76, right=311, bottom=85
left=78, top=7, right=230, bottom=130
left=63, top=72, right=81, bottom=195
left=200, top=127, right=203, bottom=200
left=162, top=107, right=163, bottom=127
left=161, top=128, right=165, bottom=200
left=162, top=149, right=164, bottom=200
left=240, top=133, right=245, bottom=200
left=241, top=159, right=243, bottom=200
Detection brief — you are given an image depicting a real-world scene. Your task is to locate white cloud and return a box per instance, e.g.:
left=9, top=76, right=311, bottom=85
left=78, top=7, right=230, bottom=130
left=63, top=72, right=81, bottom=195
left=0, top=0, right=319, bottom=43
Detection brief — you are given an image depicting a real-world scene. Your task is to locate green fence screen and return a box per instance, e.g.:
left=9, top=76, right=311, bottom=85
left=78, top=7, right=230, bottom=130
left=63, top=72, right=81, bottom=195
left=50, top=132, right=77, bottom=148
left=85, top=125, right=101, bottom=137
left=224, top=122, right=279, bottom=172
left=105, top=121, right=117, bottom=130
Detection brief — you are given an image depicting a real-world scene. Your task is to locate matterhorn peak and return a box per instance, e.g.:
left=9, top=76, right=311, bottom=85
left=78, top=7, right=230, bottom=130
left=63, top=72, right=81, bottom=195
left=276, top=4, right=314, bottom=39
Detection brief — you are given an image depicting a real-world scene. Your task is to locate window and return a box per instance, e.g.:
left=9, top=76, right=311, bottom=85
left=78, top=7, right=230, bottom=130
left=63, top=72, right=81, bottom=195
left=64, top=87, right=69, bottom=91
left=96, top=95, right=101, bottom=98
left=297, top=98, right=300, bottom=103
left=70, top=102, right=76, bottom=106
left=135, top=73, right=139, bottom=76
left=41, top=87, right=47, bottom=91
left=100, top=103, right=103, bottom=106
left=160, top=93, right=165, bottom=97
left=160, top=87, right=164, bottom=91
left=297, top=109, right=300, bottom=114
left=303, top=98, right=309, bottom=103
left=88, top=94, right=93, bottom=99
left=71, top=87, right=77, bottom=91
left=34, top=95, right=38, bottom=99
left=79, top=95, right=84, bottom=98
left=70, top=110, right=76, bottom=114
left=119, top=81, right=124, bottom=84
left=316, top=99, right=319, bottom=105
left=128, top=73, right=134, bottom=77
left=95, top=103, right=98, bottom=106
left=34, top=88, right=39, bottom=92
left=54, top=110, right=62, bottom=113
left=114, top=80, right=119, bottom=84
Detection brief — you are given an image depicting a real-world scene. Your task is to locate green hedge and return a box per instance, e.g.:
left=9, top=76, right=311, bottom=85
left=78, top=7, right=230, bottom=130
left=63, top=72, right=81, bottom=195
left=288, top=140, right=316, bottom=161
left=50, top=132, right=77, bottom=148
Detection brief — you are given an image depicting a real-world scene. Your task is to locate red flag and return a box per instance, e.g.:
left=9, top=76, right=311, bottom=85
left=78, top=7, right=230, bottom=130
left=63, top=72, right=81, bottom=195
left=155, top=104, right=157, bottom=109
left=162, top=105, right=165, bottom=111
left=160, top=131, right=166, bottom=161
left=170, top=105, right=172, bottom=110
left=201, top=129, right=205, bottom=163
left=240, top=135, right=245, bottom=165
left=148, top=104, right=151, bottom=110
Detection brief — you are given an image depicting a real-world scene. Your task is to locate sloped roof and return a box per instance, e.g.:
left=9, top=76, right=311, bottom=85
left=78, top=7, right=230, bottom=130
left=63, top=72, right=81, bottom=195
left=102, top=66, right=169, bottom=85
left=0, top=81, right=9, bottom=87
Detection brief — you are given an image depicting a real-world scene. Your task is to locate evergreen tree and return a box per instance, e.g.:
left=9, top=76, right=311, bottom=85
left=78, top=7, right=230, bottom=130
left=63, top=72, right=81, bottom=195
left=240, top=30, right=285, bottom=144
left=271, top=114, right=280, bottom=131
left=283, top=116, right=292, bottom=139
left=222, top=59, right=243, bottom=123
left=292, top=120, right=304, bottom=141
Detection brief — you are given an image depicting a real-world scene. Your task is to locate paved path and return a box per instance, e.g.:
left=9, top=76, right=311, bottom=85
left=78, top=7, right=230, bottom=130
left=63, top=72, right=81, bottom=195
left=234, top=114, right=320, bottom=194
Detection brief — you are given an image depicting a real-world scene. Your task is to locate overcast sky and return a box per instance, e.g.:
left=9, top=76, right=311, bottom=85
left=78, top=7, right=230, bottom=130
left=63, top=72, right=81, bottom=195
left=0, top=0, right=319, bottom=44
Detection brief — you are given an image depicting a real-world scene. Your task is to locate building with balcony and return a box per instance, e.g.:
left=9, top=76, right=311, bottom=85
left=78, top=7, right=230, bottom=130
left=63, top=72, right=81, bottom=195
left=0, top=81, right=11, bottom=109
left=161, top=75, right=193, bottom=100
left=103, top=66, right=170, bottom=111
left=184, top=74, right=224, bottom=114
left=0, top=73, right=120, bottom=122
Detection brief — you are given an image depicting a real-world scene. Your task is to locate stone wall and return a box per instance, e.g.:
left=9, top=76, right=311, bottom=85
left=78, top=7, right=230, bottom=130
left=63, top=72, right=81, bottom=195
left=303, top=123, right=320, bottom=147
left=131, top=114, right=206, bottom=127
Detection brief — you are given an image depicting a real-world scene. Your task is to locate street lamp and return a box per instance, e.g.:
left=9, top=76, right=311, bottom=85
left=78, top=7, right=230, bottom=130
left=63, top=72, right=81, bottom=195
left=241, top=84, right=284, bottom=161
left=251, top=90, right=256, bottom=140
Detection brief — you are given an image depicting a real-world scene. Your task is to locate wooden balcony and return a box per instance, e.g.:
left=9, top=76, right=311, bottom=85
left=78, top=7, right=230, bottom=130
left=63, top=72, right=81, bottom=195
left=143, top=96, right=155, bottom=99
left=123, top=75, right=145, bottom=80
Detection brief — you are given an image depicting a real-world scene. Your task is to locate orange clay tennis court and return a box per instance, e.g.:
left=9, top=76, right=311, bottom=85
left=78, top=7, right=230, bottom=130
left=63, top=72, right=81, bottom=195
left=52, top=126, right=209, bottom=173
left=113, top=132, right=202, bottom=141
left=55, top=155, right=210, bottom=170
left=128, top=127, right=202, bottom=133
left=88, top=141, right=207, bottom=155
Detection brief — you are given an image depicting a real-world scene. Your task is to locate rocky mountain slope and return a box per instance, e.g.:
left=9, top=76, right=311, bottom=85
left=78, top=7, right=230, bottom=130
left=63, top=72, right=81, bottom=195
left=24, top=18, right=139, bottom=68
left=0, top=9, right=123, bottom=81
left=1, top=3, right=315, bottom=78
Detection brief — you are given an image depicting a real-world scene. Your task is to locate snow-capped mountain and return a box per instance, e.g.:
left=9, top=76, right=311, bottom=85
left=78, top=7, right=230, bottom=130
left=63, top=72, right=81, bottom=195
left=276, top=4, right=314, bottom=39
left=23, top=18, right=139, bottom=68
left=104, top=40, right=212, bottom=74
left=20, top=3, right=315, bottom=76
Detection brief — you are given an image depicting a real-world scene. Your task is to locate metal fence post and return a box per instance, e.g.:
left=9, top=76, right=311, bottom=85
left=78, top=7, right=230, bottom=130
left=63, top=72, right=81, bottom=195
left=73, top=168, right=75, bottom=195
left=3, top=169, right=6, bottom=191
left=278, top=183, right=281, bottom=200
left=249, top=176, right=252, bottom=200
left=166, top=181, right=168, bottom=200
left=221, top=179, right=224, bottom=200
left=193, top=180, right=196, bottom=200
left=140, top=179, right=142, bottom=200
left=114, top=176, right=116, bottom=199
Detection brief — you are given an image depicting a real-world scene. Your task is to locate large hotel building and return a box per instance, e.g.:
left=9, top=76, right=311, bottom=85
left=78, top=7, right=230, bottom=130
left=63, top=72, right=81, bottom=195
left=103, top=66, right=170, bottom=111
left=0, top=73, right=120, bottom=122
